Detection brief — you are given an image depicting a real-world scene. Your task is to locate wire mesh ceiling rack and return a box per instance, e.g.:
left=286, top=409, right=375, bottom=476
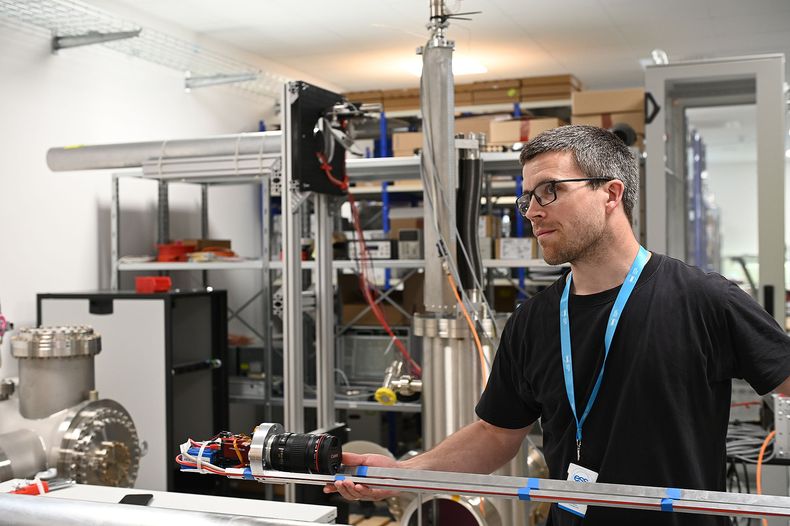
left=0, top=0, right=289, bottom=99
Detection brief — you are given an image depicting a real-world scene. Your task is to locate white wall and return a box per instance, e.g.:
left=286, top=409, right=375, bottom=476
left=704, top=159, right=790, bottom=285
left=0, top=18, right=328, bottom=378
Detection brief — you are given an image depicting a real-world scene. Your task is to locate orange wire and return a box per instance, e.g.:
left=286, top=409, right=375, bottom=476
left=446, top=272, right=488, bottom=388
left=315, top=151, right=422, bottom=377
left=232, top=437, right=244, bottom=465
left=757, top=430, right=776, bottom=526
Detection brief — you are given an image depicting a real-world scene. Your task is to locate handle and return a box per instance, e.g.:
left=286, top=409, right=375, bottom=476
left=763, top=285, right=775, bottom=317
left=645, top=92, right=661, bottom=125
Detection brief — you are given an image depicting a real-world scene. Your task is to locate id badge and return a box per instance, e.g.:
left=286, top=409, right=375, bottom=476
left=557, top=463, right=598, bottom=518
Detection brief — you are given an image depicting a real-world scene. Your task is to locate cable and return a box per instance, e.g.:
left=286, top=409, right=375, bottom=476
left=756, top=430, right=776, bottom=526
left=316, top=152, right=422, bottom=377
left=447, top=272, right=488, bottom=387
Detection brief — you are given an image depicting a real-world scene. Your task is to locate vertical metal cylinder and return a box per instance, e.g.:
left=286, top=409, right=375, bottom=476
left=0, top=429, right=47, bottom=482
left=11, top=327, right=102, bottom=419
left=315, top=194, right=335, bottom=429
left=17, top=357, right=95, bottom=419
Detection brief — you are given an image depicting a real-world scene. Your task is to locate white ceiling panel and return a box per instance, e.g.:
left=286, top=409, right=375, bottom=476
left=96, top=0, right=790, bottom=90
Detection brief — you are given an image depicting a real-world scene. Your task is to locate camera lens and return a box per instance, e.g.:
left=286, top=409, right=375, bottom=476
left=267, top=432, right=342, bottom=475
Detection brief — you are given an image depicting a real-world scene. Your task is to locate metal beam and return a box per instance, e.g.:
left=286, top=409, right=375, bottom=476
left=185, top=72, right=259, bottom=91
left=52, top=29, right=141, bottom=51
left=216, top=466, right=790, bottom=521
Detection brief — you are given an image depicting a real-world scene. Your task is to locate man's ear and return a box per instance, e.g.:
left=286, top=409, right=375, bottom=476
left=605, top=179, right=625, bottom=213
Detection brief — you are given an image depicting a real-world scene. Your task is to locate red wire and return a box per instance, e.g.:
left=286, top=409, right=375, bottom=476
left=316, top=153, right=422, bottom=377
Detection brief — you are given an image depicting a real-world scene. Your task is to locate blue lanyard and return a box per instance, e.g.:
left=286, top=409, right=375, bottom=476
left=560, top=246, right=649, bottom=461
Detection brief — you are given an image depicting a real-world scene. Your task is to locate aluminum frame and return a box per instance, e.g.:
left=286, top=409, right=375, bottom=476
left=644, top=54, right=786, bottom=325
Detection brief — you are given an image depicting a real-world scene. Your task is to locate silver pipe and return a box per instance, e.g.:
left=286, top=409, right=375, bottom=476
left=227, top=467, right=790, bottom=520
left=282, top=82, right=304, bottom=503
left=429, top=0, right=445, bottom=19
left=0, top=429, right=47, bottom=482
left=314, top=194, right=335, bottom=429
left=46, top=132, right=282, bottom=172
left=0, top=493, right=335, bottom=526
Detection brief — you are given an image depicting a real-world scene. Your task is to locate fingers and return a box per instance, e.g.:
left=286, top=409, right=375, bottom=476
left=341, top=451, right=368, bottom=466
left=326, top=479, right=396, bottom=501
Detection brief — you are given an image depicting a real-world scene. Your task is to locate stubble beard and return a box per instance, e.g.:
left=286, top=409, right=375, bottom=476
left=540, top=215, right=608, bottom=266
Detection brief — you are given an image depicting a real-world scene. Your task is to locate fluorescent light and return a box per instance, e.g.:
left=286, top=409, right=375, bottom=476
left=785, top=148, right=790, bottom=159
left=404, top=55, right=487, bottom=77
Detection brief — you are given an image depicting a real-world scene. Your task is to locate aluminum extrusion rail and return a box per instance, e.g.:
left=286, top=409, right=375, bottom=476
left=216, top=466, right=790, bottom=520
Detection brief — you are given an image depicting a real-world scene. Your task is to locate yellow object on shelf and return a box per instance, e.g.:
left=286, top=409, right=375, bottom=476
left=375, top=387, right=397, bottom=406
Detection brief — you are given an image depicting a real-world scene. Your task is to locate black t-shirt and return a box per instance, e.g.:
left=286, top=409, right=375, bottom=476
left=476, top=253, right=790, bottom=526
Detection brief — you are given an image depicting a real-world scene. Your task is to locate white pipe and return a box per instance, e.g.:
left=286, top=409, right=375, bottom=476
left=46, top=132, right=282, bottom=172
left=0, top=493, right=335, bottom=526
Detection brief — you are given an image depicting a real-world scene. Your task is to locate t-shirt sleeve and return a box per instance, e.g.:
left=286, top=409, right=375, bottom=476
left=724, top=280, right=790, bottom=395
left=475, top=311, right=542, bottom=428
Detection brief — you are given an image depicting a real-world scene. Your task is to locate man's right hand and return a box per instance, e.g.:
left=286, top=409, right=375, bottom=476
left=323, top=452, right=401, bottom=501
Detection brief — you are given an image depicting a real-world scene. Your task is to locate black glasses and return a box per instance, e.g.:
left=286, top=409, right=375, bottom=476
left=516, top=178, right=614, bottom=217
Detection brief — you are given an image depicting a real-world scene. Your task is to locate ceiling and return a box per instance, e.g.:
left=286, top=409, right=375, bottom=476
left=104, top=0, right=790, bottom=92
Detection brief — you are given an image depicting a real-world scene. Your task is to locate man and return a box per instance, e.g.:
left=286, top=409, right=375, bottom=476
left=327, top=125, right=790, bottom=525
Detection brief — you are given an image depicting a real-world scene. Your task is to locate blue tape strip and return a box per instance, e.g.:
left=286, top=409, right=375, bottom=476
left=243, top=468, right=254, bottom=481
left=356, top=466, right=368, bottom=477
left=558, top=503, right=587, bottom=518
left=661, top=488, right=681, bottom=512
left=517, top=478, right=540, bottom=500
left=334, top=475, right=346, bottom=481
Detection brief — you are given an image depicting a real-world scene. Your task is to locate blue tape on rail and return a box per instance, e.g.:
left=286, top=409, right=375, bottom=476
left=356, top=466, right=368, bottom=477
left=661, top=488, right=681, bottom=512
left=334, top=475, right=346, bottom=481
left=518, top=478, right=540, bottom=501
left=243, top=468, right=254, bottom=481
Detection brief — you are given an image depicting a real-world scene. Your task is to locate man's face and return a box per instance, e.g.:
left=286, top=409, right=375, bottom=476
left=521, top=151, right=609, bottom=265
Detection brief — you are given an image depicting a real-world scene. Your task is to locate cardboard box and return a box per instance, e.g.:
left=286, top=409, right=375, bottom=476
left=478, top=215, right=501, bottom=238
left=455, top=114, right=505, bottom=136
left=388, top=217, right=424, bottom=240
left=520, top=83, right=580, bottom=97
left=392, top=132, right=423, bottom=154
left=383, top=97, right=421, bottom=111
left=571, top=111, right=645, bottom=148
left=472, top=88, right=521, bottom=105
left=343, top=90, right=383, bottom=104
left=489, top=117, right=565, bottom=144
left=495, top=237, right=536, bottom=259
left=572, top=88, right=644, bottom=116
left=394, top=149, right=418, bottom=157
left=471, top=79, right=520, bottom=91
left=520, top=74, right=582, bottom=90
left=455, top=91, right=473, bottom=106
left=182, top=239, right=232, bottom=250
left=393, top=116, right=508, bottom=153
left=339, top=272, right=424, bottom=326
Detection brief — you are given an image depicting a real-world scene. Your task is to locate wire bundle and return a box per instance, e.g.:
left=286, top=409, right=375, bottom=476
left=727, top=423, right=775, bottom=464
left=175, top=435, right=249, bottom=475
left=316, top=152, right=422, bottom=377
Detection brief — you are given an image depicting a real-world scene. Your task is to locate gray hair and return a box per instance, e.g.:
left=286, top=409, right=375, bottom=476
left=519, top=124, right=639, bottom=221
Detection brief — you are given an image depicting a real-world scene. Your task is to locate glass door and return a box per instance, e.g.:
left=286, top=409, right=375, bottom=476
left=645, top=55, right=786, bottom=326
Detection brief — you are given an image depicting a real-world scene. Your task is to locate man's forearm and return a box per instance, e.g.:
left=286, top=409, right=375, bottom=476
left=400, top=419, right=531, bottom=474
left=774, top=375, right=790, bottom=396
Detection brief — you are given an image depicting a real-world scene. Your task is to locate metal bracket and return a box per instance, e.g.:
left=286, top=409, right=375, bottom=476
left=52, top=29, right=141, bottom=52
left=286, top=82, right=302, bottom=104
left=288, top=181, right=312, bottom=212
left=185, top=72, right=259, bottom=91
